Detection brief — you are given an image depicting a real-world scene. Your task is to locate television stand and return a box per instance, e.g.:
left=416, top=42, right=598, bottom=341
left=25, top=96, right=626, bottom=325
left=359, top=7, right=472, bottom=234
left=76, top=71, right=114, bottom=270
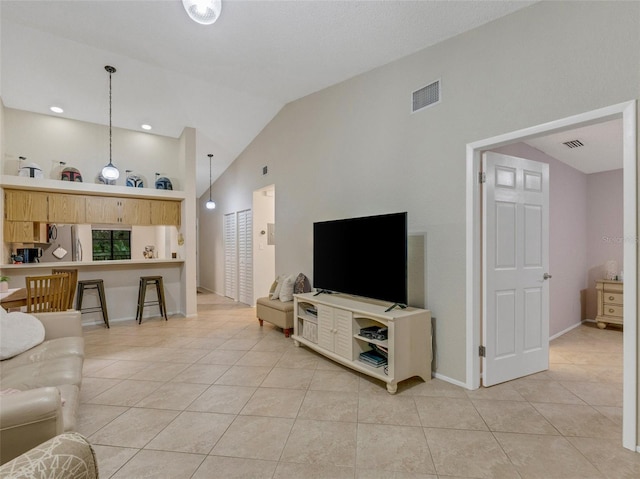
left=292, top=293, right=432, bottom=394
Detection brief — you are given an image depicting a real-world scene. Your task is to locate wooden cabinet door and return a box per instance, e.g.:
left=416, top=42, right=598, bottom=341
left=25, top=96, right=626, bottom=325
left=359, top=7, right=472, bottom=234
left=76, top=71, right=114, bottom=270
left=48, top=193, right=86, bottom=223
left=3, top=221, right=47, bottom=243
left=85, top=196, right=121, bottom=224
left=120, top=198, right=151, bottom=225
left=4, top=190, right=48, bottom=221
left=4, top=221, right=35, bottom=242
left=150, top=200, right=181, bottom=226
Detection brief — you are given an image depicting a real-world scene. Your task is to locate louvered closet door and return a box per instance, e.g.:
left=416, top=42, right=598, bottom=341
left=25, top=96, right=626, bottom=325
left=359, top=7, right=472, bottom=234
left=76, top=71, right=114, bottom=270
left=238, top=209, right=253, bottom=306
left=224, top=212, right=237, bottom=300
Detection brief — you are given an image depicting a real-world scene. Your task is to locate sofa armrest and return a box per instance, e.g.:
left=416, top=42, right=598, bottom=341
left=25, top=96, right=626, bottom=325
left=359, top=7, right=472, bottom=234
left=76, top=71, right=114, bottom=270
left=0, top=432, right=98, bottom=478
left=0, top=387, right=64, bottom=465
left=34, top=310, right=83, bottom=340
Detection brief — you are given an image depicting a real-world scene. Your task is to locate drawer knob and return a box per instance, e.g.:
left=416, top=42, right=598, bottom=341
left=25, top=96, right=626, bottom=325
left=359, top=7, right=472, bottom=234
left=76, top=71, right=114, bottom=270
left=608, top=296, right=615, bottom=301
left=608, top=308, right=615, bottom=313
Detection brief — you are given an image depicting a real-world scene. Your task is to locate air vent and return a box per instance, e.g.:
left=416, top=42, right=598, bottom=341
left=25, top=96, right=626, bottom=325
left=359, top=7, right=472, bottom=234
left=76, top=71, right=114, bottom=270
left=563, top=139, right=584, bottom=149
left=412, top=80, right=440, bottom=113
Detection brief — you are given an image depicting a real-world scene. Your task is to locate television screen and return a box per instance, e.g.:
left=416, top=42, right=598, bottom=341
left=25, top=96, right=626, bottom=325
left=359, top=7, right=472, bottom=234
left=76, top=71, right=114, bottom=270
left=313, top=212, right=407, bottom=305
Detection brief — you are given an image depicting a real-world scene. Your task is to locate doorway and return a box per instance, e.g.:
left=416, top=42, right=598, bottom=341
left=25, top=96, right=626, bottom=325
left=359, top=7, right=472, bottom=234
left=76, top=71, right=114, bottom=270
left=465, top=101, right=637, bottom=451
left=253, top=185, right=275, bottom=305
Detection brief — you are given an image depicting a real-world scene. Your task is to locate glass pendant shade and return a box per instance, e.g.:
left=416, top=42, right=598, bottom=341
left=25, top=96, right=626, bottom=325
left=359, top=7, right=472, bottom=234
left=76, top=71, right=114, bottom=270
left=102, top=162, right=119, bottom=180
left=182, top=0, right=222, bottom=25
left=205, top=199, right=216, bottom=210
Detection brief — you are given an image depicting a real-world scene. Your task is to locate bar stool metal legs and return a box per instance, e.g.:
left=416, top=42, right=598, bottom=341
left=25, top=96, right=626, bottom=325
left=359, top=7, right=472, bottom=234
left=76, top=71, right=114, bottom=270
left=76, top=279, right=110, bottom=328
left=136, top=276, right=168, bottom=324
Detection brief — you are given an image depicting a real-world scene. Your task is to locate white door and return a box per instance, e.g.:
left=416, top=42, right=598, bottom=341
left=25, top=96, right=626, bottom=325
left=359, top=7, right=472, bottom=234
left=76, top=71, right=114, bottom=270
left=238, top=209, right=253, bottom=306
left=224, top=212, right=237, bottom=300
left=482, top=152, right=550, bottom=386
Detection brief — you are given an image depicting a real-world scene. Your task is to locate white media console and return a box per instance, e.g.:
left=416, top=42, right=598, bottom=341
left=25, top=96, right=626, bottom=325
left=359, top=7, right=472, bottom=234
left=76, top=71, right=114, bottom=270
left=292, top=292, right=432, bottom=393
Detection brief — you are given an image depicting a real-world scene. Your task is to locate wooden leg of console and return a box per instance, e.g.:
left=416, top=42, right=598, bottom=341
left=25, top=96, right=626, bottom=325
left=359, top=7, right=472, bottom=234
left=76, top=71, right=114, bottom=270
left=258, top=318, right=263, bottom=327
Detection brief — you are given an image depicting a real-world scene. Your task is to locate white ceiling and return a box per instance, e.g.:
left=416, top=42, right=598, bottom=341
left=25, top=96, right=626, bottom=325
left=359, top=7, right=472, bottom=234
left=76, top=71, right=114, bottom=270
left=525, top=119, right=623, bottom=174
left=1, top=0, right=537, bottom=197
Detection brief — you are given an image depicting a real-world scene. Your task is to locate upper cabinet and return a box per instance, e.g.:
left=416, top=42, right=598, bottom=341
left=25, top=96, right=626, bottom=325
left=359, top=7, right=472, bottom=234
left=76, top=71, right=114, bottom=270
left=3, top=186, right=181, bottom=229
left=150, top=200, right=181, bottom=226
left=4, top=190, right=48, bottom=222
left=49, top=193, right=86, bottom=223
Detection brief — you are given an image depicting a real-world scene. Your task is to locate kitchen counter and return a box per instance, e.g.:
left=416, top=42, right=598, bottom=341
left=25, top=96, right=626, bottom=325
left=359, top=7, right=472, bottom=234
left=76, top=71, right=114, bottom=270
left=0, top=258, right=184, bottom=270
left=0, top=259, right=186, bottom=325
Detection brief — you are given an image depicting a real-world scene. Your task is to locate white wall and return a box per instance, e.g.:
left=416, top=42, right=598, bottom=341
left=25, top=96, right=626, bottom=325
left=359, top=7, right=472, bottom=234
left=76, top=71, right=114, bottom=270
left=199, top=1, right=640, bottom=382
left=586, top=169, right=624, bottom=318
left=3, top=108, right=181, bottom=189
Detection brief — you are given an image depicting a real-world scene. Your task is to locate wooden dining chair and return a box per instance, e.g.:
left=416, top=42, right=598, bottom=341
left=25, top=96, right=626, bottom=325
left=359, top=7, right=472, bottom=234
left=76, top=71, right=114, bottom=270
left=52, top=268, right=78, bottom=310
left=25, top=273, right=70, bottom=313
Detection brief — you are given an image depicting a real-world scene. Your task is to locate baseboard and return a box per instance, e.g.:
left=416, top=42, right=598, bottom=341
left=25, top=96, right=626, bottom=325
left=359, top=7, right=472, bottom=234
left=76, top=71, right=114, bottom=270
left=81, top=311, right=180, bottom=327
left=549, top=321, right=584, bottom=341
left=433, top=372, right=470, bottom=390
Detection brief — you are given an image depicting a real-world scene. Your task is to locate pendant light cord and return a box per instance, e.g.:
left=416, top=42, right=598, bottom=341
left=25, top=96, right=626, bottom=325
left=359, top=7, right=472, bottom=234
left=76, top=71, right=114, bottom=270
left=109, top=69, right=112, bottom=164
left=208, top=154, right=213, bottom=201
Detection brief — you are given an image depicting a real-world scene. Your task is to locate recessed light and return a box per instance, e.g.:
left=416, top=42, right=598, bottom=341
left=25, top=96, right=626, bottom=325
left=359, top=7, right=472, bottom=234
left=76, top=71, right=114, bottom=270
left=141, top=124, right=152, bottom=131
left=50, top=106, right=64, bottom=113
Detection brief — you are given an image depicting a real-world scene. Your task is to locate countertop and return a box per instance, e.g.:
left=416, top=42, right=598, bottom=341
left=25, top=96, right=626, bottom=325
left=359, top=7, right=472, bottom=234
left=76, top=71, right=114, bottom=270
left=0, top=259, right=184, bottom=270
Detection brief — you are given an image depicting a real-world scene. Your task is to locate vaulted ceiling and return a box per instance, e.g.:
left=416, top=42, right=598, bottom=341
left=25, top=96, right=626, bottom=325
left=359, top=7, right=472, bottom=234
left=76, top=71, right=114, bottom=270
left=1, top=1, right=538, bottom=196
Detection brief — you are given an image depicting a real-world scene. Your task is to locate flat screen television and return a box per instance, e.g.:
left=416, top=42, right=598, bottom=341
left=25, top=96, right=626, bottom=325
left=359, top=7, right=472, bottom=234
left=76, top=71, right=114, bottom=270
left=313, top=212, right=407, bottom=305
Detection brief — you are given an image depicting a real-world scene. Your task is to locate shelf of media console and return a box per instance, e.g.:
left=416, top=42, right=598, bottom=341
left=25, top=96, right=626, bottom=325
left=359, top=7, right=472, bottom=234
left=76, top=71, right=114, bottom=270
left=292, top=334, right=391, bottom=382
left=353, top=334, right=388, bottom=348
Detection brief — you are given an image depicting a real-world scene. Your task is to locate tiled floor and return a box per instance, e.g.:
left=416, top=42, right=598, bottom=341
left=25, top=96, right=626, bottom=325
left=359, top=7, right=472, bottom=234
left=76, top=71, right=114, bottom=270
left=79, top=293, right=640, bottom=478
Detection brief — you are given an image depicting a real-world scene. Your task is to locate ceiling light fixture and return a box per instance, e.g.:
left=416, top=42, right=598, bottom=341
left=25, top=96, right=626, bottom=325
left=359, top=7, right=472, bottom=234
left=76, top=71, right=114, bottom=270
left=182, top=0, right=222, bottom=25
left=50, top=106, right=64, bottom=114
left=141, top=124, right=152, bottom=131
left=101, top=65, right=120, bottom=181
left=205, top=153, right=216, bottom=210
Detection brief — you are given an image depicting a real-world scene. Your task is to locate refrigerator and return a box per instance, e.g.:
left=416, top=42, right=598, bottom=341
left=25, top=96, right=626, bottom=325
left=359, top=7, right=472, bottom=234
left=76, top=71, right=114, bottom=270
left=40, top=224, right=83, bottom=263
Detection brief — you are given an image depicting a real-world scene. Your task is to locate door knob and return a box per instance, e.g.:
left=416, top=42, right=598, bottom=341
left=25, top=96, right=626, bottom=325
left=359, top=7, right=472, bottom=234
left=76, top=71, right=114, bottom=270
left=543, top=273, right=552, bottom=280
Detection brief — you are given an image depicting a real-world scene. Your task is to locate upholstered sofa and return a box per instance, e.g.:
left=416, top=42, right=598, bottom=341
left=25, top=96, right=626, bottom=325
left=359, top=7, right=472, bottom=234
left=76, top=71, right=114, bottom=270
left=0, top=432, right=98, bottom=479
left=256, top=273, right=311, bottom=337
left=0, top=310, right=84, bottom=465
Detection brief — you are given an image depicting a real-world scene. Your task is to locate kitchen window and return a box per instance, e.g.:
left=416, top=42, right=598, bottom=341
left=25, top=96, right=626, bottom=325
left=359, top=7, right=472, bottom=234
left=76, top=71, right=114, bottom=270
left=92, top=229, right=131, bottom=261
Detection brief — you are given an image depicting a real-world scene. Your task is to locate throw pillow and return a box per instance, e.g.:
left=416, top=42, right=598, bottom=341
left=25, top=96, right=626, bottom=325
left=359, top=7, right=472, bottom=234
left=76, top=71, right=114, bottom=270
left=0, top=311, right=46, bottom=360
left=279, top=274, right=295, bottom=302
left=270, top=275, right=285, bottom=300
left=293, top=273, right=311, bottom=294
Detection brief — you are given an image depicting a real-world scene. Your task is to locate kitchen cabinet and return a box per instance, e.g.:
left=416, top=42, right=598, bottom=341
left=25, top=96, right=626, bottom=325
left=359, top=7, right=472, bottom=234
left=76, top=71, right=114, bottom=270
left=3, top=220, right=47, bottom=243
left=4, top=190, right=48, bottom=222
left=150, top=200, right=180, bottom=226
left=48, top=193, right=86, bottom=223
left=86, top=197, right=151, bottom=225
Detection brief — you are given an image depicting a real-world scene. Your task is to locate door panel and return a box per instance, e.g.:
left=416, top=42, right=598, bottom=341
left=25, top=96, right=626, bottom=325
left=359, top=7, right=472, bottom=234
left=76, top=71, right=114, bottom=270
left=483, top=152, right=549, bottom=386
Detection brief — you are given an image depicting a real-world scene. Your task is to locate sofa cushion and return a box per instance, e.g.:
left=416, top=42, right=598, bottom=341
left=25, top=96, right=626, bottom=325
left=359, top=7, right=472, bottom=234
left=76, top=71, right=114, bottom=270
left=0, top=355, right=83, bottom=390
left=0, top=311, right=45, bottom=360
left=2, top=338, right=84, bottom=369
left=257, top=296, right=294, bottom=312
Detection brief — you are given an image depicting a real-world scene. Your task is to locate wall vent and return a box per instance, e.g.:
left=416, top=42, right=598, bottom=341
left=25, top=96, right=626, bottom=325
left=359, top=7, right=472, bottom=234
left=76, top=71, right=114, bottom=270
left=562, top=139, right=584, bottom=149
left=412, top=80, right=440, bottom=113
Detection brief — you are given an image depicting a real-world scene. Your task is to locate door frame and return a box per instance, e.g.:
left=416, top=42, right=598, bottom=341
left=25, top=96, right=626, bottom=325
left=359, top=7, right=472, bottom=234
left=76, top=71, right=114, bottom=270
left=465, top=101, right=637, bottom=451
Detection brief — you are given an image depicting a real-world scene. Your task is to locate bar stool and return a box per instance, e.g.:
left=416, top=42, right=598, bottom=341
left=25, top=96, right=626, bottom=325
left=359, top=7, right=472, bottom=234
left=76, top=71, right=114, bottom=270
left=76, top=279, right=110, bottom=328
left=136, top=276, right=168, bottom=324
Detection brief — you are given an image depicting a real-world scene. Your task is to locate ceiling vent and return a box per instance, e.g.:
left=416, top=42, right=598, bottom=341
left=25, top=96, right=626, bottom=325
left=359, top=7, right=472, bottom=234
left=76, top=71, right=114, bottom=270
left=562, top=139, right=584, bottom=149
left=412, top=80, right=440, bottom=113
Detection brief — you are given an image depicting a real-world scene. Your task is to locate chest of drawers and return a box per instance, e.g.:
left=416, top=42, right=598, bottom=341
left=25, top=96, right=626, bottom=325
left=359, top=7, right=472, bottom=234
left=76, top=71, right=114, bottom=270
left=595, top=280, right=623, bottom=329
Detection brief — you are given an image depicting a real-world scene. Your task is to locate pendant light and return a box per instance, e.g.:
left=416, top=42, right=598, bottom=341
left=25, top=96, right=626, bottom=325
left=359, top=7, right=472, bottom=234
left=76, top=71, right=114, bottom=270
left=205, top=153, right=216, bottom=210
left=182, top=0, right=222, bottom=25
left=101, top=65, right=120, bottom=180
